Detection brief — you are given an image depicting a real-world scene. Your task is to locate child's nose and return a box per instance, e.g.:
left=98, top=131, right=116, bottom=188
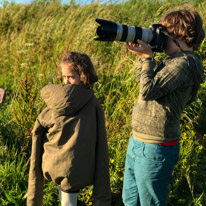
left=65, top=78, right=71, bottom=85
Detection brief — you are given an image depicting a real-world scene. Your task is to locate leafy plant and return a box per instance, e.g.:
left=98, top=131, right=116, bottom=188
left=0, top=0, right=205, bottom=205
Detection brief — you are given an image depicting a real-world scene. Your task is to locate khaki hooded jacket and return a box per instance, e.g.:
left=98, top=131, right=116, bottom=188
left=27, top=84, right=111, bottom=206
left=132, top=51, right=205, bottom=143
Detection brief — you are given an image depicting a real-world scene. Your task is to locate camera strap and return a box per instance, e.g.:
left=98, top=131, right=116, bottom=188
left=162, top=31, right=184, bottom=52
left=172, top=39, right=184, bottom=52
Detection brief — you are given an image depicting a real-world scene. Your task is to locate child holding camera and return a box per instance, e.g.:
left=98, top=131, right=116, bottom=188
left=122, top=8, right=205, bottom=206
left=27, top=51, right=111, bottom=206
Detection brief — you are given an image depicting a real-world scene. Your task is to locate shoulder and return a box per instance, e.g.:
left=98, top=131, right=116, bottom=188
left=93, top=95, right=103, bottom=108
left=164, top=53, right=189, bottom=69
left=32, top=107, right=50, bottom=134
left=165, top=51, right=201, bottom=66
left=91, top=95, right=105, bottom=117
left=38, top=107, right=50, bottom=119
left=162, top=52, right=194, bottom=77
left=37, top=107, right=52, bottom=128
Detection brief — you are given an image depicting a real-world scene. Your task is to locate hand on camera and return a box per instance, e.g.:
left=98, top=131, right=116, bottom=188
left=126, top=40, right=153, bottom=58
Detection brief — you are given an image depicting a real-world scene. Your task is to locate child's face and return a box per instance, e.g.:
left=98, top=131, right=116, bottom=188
left=61, top=64, right=81, bottom=85
left=164, top=38, right=193, bottom=56
left=164, top=38, right=181, bottom=56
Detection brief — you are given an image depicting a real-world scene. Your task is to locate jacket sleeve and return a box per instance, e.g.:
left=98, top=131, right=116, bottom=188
left=92, top=106, right=111, bottom=206
left=139, top=58, right=192, bottom=101
left=136, top=63, right=143, bottom=83
left=27, top=118, right=46, bottom=206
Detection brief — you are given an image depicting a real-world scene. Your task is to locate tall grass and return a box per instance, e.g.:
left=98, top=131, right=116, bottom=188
left=0, top=0, right=206, bottom=205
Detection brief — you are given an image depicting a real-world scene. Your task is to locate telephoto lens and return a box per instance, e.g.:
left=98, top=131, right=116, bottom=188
left=94, top=18, right=168, bottom=52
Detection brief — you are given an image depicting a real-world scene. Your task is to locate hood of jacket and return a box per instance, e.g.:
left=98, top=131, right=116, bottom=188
left=189, top=51, right=205, bottom=83
left=40, top=84, right=94, bottom=116
left=181, top=51, right=205, bottom=83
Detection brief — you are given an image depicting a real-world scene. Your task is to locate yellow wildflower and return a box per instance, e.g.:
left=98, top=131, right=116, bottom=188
left=182, top=133, right=187, bottom=140
left=198, top=145, right=203, bottom=150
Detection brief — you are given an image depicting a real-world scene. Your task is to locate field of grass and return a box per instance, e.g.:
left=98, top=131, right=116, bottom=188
left=0, top=0, right=206, bottom=205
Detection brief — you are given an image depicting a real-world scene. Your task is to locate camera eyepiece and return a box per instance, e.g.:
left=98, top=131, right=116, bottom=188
left=94, top=18, right=167, bottom=52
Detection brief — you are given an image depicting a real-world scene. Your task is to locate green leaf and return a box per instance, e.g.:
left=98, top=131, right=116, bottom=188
left=4, top=191, right=18, bottom=205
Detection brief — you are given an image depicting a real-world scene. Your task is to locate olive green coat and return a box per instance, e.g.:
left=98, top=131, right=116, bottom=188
left=27, top=84, right=111, bottom=206
left=132, top=51, right=205, bottom=143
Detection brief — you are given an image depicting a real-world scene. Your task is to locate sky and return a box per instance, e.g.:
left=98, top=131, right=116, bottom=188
left=0, top=0, right=104, bottom=6
left=0, top=0, right=122, bottom=8
left=0, top=0, right=95, bottom=7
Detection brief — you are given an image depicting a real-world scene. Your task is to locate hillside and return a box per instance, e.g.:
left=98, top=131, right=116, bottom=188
left=0, top=0, right=206, bottom=205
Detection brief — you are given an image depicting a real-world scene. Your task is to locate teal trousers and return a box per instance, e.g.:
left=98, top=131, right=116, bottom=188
left=122, top=136, right=179, bottom=206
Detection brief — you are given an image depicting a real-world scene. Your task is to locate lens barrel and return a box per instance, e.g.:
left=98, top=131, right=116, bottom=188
left=95, top=18, right=153, bottom=43
left=94, top=18, right=167, bottom=52
left=95, top=19, right=118, bottom=41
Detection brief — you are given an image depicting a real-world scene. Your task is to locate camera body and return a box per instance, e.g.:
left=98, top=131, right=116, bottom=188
left=94, top=18, right=168, bottom=52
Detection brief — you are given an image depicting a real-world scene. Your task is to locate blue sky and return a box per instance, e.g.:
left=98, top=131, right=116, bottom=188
left=0, top=0, right=94, bottom=6
left=9, top=0, right=33, bottom=3
left=0, top=0, right=120, bottom=8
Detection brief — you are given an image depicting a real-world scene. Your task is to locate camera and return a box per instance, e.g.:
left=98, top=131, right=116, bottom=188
left=94, top=18, right=168, bottom=52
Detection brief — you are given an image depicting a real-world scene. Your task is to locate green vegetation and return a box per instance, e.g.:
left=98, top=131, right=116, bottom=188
left=0, top=0, right=206, bottom=205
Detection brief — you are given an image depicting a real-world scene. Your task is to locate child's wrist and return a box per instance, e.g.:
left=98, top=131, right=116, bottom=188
left=140, top=57, right=154, bottom=62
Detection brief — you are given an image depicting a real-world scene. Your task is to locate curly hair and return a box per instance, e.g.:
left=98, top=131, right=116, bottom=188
left=58, top=51, right=98, bottom=87
left=158, top=9, right=205, bottom=51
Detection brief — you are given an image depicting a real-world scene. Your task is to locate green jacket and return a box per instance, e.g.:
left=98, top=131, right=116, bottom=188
left=132, top=51, right=205, bottom=143
left=27, top=84, right=111, bottom=206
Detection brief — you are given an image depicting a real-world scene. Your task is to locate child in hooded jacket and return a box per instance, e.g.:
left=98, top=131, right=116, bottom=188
left=122, top=7, right=205, bottom=206
left=27, top=51, right=111, bottom=206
